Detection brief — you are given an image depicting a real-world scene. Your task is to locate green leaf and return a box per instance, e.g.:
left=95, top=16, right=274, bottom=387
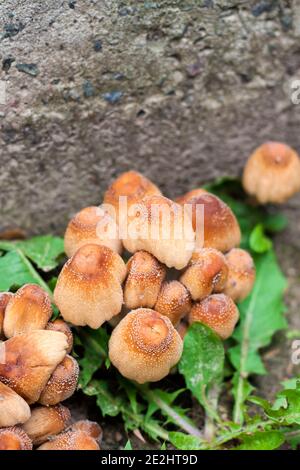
left=179, top=323, right=224, bottom=419
left=84, top=380, right=123, bottom=417
left=76, top=327, right=109, bottom=388
left=249, top=224, right=272, bottom=253
left=0, top=235, right=65, bottom=272
left=264, top=389, right=300, bottom=425
left=169, top=432, right=204, bottom=450
left=234, top=431, right=284, bottom=450
left=263, top=213, right=288, bottom=233
left=124, top=440, right=133, bottom=450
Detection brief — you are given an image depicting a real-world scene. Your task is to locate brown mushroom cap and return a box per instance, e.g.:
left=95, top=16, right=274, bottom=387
left=180, top=248, right=229, bottom=301
left=123, top=194, right=195, bottom=269
left=223, top=248, right=256, bottom=302
left=3, top=284, right=52, bottom=338
left=242, top=142, right=300, bottom=203
left=46, top=319, right=73, bottom=354
left=22, top=404, right=71, bottom=446
left=0, top=292, right=13, bottom=339
left=54, top=244, right=126, bottom=329
left=177, top=321, right=188, bottom=340
left=176, top=191, right=241, bottom=252
left=124, top=251, right=166, bottom=309
left=64, top=205, right=122, bottom=258
left=0, top=426, right=32, bottom=451
left=70, top=420, right=103, bottom=444
left=39, top=355, right=79, bottom=406
left=175, top=188, right=207, bottom=205
left=0, top=330, right=68, bottom=404
left=154, top=280, right=192, bottom=326
left=0, top=382, right=31, bottom=427
left=109, top=308, right=183, bottom=383
left=37, top=429, right=100, bottom=450
left=189, top=294, right=239, bottom=340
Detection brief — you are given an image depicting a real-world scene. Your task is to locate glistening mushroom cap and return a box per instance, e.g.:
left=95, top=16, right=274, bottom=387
left=3, top=284, right=52, bottom=338
left=0, top=292, right=13, bottom=339
left=64, top=205, right=122, bottom=258
left=154, top=280, right=192, bottom=326
left=0, top=427, right=32, bottom=451
left=0, top=382, right=31, bottom=428
left=180, top=248, right=228, bottom=301
left=223, top=248, right=256, bottom=302
left=123, top=194, right=195, bottom=269
left=242, top=142, right=300, bottom=203
left=189, top=294, right=239, bottom=340
left=124, top=251, right=166, bottom=309
left=37, top=429, right=100, bottom=450
left=22, top=405, right=71, bottom=446
left=109, top=308, right=183, bottom=383
left=54, top=244, right=126, bottom=329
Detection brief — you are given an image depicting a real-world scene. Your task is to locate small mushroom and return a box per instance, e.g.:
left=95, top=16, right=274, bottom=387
left=180, top=248, right=229, bottom=301
left=0, top=292, right=13, bottom=339
left=54, top=244, right=126, bottom=329
left=64, top=205, right=122, bottom=258
left=223, top=248, right=256, bottom=302
left=0, top=382, right=31, bottom=428
left=123, top=194, right=195, bottom=269
left=154, top=280, right=192, bottom=326
left=70, top=420, right=103, bottom=445
left=109, top=308, right=183, bottom=383
left=124, top=251, right=166, bottom=309
left=39, top=355, right=79, bottom=406
left=0, top=330, right=68, bottom=404
left=22, top=405, right=71, bottom=446
left=242, top=142, right=300, bottom=203
left=189, top=294, right=239, bottom=340
left=46, top=319, right=73, bottom=354
left=176, top=190, right=241, bottom=252
left=3, top=284, right=52, bottom=338
left=37, top=429, right=100, bottom=450
left=0, top=427, right=32, bottom=451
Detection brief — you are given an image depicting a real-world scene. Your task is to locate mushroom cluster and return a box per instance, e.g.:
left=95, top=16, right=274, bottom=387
left=54, top=169, right=257, bottom=384
left=0, top=285, right=100, bottom=450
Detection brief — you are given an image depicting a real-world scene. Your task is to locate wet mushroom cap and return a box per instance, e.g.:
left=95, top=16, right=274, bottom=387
left=124, top=251, right=166, bottom=309
left=0, top=427, right=32, bottom=451
left=37, top=429, right=100, bottom=450
left=54, top=244, right=126, bottom=329
left=109, top=308, right=183, bottom=383
left=22, top=405, right=71, bottom=446
left=123, top=194, right=195, bottom=269
left=3, top=284, right=52, bottom=338
left=46, top=319, right=73, bottom=354
left=0, top=292, right=13, bottom=339
left=154, top=280, right=192, bottom=325
left=242, top=142, right=300, bottom=203
left=223, top=248, right=256, bottom=302
left=64, top=205, right=122, bottom=258
left=0, top=382, right=31, bottom=428
left=189, top=294, right=239, bottom=340
left=180, top=248, right=229, bottom=301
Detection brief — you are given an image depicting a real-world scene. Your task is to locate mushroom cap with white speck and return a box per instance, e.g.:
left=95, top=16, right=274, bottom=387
left=0, top=382, right=31, bottom=428
left=0, top=292, right=13, bottom=339
left=37, top=429, right=100, bottom=450
left=154, top=280, right=192, bottom=325
left=223, top=248, right=256, bottom=302
left=0, top=426, right=32, bottom=450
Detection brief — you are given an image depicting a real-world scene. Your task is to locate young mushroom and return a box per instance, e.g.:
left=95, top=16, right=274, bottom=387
left=0, top=292, right=13, bottom=339
left=242, top=141, right=300, bottom=203
left=37, top=429, right=100, bottom=450
left=22, top=405, right=71, bottom=446
left=180, top=248, right=228, bottom=301
left=124, top=251, right=166, bottom=309
left=70, top=420, right=103, bottom=445
left=176, top=190, right=241, bottom=252
left=123, top=194, right=195, bottom=269
left=189, top=294, right=239, bottom=340
left=64, top=205, right=122, bottom=258
left=0, top=427, right=32, bottom=451
left=39, top=355, right=79, bottom=406
left=223, top=248, right=256, bottom=302
left=0, top=382, right=31, bottom=428
left=54, top=244, right=126, bottom=329
left=154, top=280, right=192, bottom=326
left=109, top=308, right=183, bottom=383
left=46, top=319, right=73, bottom=354
left=3, top=284, right=52, bottom=338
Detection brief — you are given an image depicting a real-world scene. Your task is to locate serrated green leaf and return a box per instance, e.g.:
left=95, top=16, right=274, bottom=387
left=169, top=432, right=204, bottom=450
left=234, top=431, right=284, bottom=450
left=77, top=327, right=109, bottom=388
left=84, top=380, right=123, bottom=417
left=250, top=224, right=272, bottom=253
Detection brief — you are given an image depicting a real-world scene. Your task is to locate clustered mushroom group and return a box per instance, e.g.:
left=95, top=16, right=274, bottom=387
left=1, top=141, right=299, bottom=451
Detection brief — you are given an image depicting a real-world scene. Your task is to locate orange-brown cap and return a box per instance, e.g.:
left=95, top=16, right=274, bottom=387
left=189, top=294, right=239, bottom=340
left=0, top=330, right=68, bottom=404
left=37, top=429, right=100, bottom=450
left=39, top=355, right=79, bottom=406
left=180, top=248, right=228, bottom=301
left=54, top=244, right=126, bottom=329
left=223, top=248, right=256, bottom=302
left=0, top=292, right=13, bottom=339
left=0, top=382, right=31, bottom=427
left=124, top=251, right=166, bottom=309
left=70, top=420, right=103, bottom=444
left=177, top=191, right=241, bottom=252
left=64, top=205, right=122, bottom=258
left=22, top=404, right=71, bottom=446
left=109, top=308, right=183, bottom=383
left=123, top=194, right=195, bottom=269
left=175, top=188, right=207, bottom=205
left=242, top=142, right=300, bottom=203
left=154, top=281, right=192, bottom=325
left=46, top=319, right=73, bottom=354
left=177, top=320, right=188, bottom=340
left=0, top=427, right=32, bottom=450
left=3, top=284, right=52, bottom=338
